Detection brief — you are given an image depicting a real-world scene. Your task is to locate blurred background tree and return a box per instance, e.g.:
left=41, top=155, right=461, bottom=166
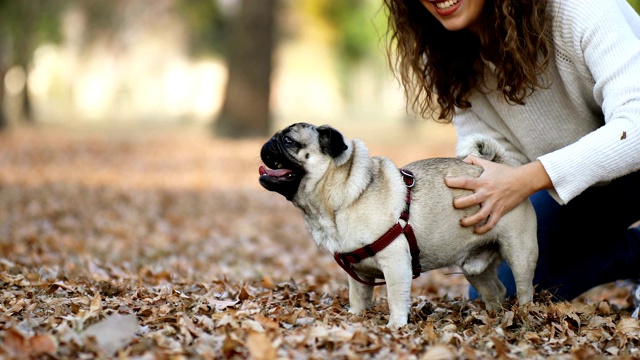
left=0, top=0, right=63, bottom=127
left=214, top=0, right=276, bottom=138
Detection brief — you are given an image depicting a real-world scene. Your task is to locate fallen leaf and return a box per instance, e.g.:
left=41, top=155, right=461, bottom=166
left=246, top=331, right=277, bottom=360
left=572, top=346, right=599, bottom=359
left=29, top=334, right=58, bottom=355
left=222, top=335, right=244, bottom=358
left=2, top=328, right=57, bottom=357
left=421, top=344, right=456, bottom=360
left=616, top=317, right=640, bottom=338
left=254, top=314, right=280, bottom=330
left=84, top=292, right=103, bottom=321
left=209, top=298, right=239, bottom=311
left=489, top=336, right=510, bottom=358
left=238, top=284, right=252, bottom=301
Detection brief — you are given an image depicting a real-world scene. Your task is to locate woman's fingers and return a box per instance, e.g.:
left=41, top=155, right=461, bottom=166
left=452, top=191, right=483, bottom=209
left=459, top=204, right=491, bottom=227
left=474, top=215, right=500, bottom=235
left=444, top=176, right=473, bottom=191
left=474, top=204, right=505, bottom=234
left=462, top=155, right=488, bottom=166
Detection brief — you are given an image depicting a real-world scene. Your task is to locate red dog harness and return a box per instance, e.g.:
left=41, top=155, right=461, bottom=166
left=333, top=169, right=422, bottom=286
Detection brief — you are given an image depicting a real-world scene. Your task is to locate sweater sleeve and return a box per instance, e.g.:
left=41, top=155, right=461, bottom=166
left=537, top=0, right=640, bottom=204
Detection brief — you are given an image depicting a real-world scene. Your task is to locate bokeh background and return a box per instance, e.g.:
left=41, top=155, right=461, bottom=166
left=2, top=0, right=640, bottom=135
left=0, top=0, right=455, bottom=143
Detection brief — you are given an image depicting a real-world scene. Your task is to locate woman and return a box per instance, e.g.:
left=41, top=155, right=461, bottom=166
left=383, top=0, right=640, bottom=315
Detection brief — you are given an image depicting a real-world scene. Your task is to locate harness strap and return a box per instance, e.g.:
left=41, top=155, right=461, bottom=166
left=333, top=169, right=422, bottom=287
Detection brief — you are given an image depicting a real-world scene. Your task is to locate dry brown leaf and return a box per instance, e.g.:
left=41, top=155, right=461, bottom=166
left=489, top=336, right=511, bottom=359
left=422, top=323, right=439, bottom=343
left=605, top=345, right=620, bottom=356
left=597, top=301, right=612, bottom=316
left=222, top=335, right=245, bottom=358
left=351, top=329, right=371, bottom=346
left=246, top=331, right=277, bottom=360
left=616, top=317, right=640, bottom=338
left=524, top=332, right=543, bottom=345
left=254, top=314, right=280, bottom=330
left=85, top=292, right=103, bottom=320
left=420, top=344, right=456, bottom=360
left=501, top=311, right=514, bottom=328
left=239, top=284, right=252, bottom=301
left=2, top=329, right=57, bottom=357
left=572, top=346, right=599, bottom=359
left=4, top=299, right=26, bottom=317
left=47, top=281, right=74, bottom=293
left=209, top=298, right=240, bottom=311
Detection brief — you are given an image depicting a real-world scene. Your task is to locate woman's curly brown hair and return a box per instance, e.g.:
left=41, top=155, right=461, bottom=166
left=383, top=0, right=553, bottom=121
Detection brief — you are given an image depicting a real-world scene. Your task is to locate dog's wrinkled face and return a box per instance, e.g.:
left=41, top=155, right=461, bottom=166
left=259, top=123, right=348, bottom=200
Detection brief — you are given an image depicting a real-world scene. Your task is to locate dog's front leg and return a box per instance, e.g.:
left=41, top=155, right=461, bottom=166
left=381, top=260, right=412, bottom=328
left=347, top=276, right=374, bottom=315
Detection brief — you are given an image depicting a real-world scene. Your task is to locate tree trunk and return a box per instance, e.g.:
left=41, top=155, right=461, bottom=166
left=21, top=79, right=33, bottom=123
left=0, top=36, right=6, bottom=130
left=214, top=0, right=276, bottom=138
left=0, top=67, right=6, bottom=130
left=14, top=2, right=35, bottom=123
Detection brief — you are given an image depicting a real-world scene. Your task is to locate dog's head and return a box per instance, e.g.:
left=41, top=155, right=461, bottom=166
left=259, top=123, right=349, bottom=200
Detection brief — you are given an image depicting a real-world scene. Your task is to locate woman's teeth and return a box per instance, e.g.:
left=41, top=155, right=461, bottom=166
left=436, top=0, right=460, bottom=10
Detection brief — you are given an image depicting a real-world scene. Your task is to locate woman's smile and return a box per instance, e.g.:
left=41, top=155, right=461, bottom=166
left=432, top=0, right=462, bottom=16
left=420, top=0, right=485, bottom=32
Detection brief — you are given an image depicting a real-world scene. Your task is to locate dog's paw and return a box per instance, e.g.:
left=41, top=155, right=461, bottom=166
left=348, top=298, right=372, bottom=315
left=348, top=307, right=364, bottom=316
left=484, top=300, right=504, bottom=313
left=386, top=318, right=408, bottom=328
left=386, top=313, right=409, bottom=328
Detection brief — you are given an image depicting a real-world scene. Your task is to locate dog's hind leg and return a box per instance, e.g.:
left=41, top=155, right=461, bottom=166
left=501, top=220, right=538, bottom=305
left=463, top=258, right=506, bottom=311
left=347, top=276, right=374, bottom=315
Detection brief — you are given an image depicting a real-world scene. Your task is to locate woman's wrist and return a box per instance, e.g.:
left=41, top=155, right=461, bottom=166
left=520, top=160, right=553, bottom=196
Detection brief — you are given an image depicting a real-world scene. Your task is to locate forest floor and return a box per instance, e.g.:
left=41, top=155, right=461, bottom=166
left=0, top=124, right=638, bottom=359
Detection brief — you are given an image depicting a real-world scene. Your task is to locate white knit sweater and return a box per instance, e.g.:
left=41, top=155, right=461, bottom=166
left=453, top=0, right=640, bottom=204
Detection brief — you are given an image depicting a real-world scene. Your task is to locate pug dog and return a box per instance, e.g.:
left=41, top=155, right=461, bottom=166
left=258, top=123, right=538, bottom=327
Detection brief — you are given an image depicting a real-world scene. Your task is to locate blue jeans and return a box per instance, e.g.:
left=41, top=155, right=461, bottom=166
left=469, top=170, right=640, bottom=302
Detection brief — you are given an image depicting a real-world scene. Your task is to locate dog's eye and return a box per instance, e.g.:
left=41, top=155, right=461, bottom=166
left=283, top=136, right=293, bottom=145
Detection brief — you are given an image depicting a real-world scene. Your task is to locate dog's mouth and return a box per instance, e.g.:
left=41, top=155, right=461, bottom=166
left=258, top=164, right=295, bottom=180
left=258, top=137, right=305, bottom=200
left=258, top=163, right=303, bottom=201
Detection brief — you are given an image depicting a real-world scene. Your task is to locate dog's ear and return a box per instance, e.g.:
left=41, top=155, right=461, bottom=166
left=317, top=125, right=348, bottom=158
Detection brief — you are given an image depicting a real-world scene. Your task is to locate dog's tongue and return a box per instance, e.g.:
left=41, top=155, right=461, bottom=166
left=259, top=165, right=292, bottom=178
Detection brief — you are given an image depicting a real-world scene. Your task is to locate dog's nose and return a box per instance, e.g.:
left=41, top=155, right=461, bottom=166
left=260, top=142, right=270, bottom=157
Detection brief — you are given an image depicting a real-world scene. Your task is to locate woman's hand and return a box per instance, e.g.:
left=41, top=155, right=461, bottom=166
left=445, top=158, right=552, bottom=234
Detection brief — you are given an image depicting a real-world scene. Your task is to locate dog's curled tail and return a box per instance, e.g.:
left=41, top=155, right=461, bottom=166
left=456, top=135, right=511, bottom=165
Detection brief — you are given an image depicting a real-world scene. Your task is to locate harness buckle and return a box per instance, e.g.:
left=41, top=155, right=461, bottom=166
left=400, top=169, right=415, bottom=188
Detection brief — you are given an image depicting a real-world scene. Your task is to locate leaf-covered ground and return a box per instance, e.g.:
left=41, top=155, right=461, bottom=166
left=1, top=125, right=639, bottom=359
